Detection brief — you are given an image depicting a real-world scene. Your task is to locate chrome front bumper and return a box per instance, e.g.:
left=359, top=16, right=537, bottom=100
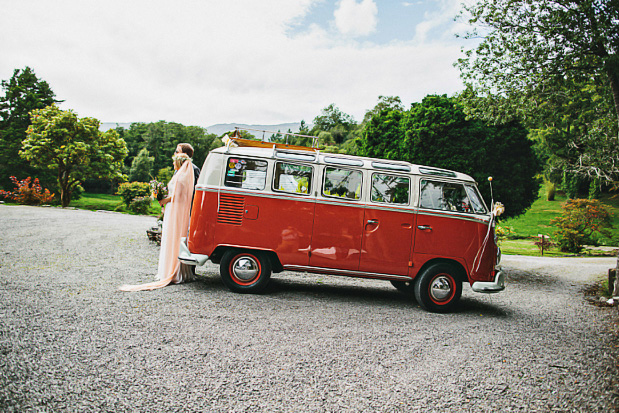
left=178, top=237, right=209, bottom=266
left=471, top=270, right=505, bottom=293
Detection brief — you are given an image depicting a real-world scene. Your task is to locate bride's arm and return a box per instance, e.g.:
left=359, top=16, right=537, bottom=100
left=159, top=196, right=171, bottom=206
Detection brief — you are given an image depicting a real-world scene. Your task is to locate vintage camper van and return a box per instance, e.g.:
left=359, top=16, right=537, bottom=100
left=179, top=136, right=504, bottom=312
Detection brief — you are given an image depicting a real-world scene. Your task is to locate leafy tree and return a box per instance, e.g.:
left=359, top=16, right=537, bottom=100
left=20, top=104, right=128, bottom=207
left=0, top=67, right=60, bottom=189
left=116, top=121, right=222, bottom=181
left=312, top=104, right=356, bottom=143
left=458, top=0, right=619, bottom=125
left=457, top=0, right=619, bottom=184
left=363, top=95, right=405, bottom=124
left=359, top=95, right=540, bottom=218
left=129, top=148, right=154, bottom=182
left=298, top=120, right=311, bottom=135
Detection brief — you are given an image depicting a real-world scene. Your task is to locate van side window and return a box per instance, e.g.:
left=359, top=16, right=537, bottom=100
left=419, top=180, right=475, bottom=213
left=371, top=173, right=409, bottom=205
left=323, top=167, right=362, bottom=200
left=224, top=157, right=268, bottom=190
left=273, top=162, right=312, bottom=195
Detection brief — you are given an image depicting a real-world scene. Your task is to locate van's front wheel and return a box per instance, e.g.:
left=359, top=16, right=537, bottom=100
left=220, top=249, right=271, bottom=293
left=414, top=263, right=462, bottom=313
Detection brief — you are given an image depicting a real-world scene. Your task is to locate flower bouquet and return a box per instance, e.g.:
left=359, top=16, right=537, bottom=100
left=149, top=180, right=168, bottom=201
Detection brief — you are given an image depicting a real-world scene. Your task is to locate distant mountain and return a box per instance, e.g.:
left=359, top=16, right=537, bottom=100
left=99, top=122, right=309, bottom=136
left=100, top=122, right=133, bottom=131
left=205, top=122, right=307, bottom=137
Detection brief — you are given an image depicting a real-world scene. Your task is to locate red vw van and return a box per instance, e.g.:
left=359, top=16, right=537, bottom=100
left=179, top=137, right=504, bottom=312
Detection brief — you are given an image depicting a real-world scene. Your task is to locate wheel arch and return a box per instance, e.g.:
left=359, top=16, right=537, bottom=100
left=414, top=258, right=468, bottom=284
left=209, top=245, right=283, bottom=273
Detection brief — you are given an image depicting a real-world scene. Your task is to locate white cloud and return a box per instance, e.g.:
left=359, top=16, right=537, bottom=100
left=333, top=0, right=378, bottom=37
left=0, top=0, right=466, bottom=127
left=414, top=0, right=464, bottom=43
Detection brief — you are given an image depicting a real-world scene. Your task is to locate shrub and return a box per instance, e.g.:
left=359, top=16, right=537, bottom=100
left=495, top=225, right=514, bottom=244
left=533, top=235, right=555, bottom=255
left=551, top=199, right=613, bottom=253
left=0, top=176, right=54, bottom=205
left=129, top=195, right=152, bottom=215
left=117, top=181, right=151, bottom=213
left=117, top=182, right=150, bottom=205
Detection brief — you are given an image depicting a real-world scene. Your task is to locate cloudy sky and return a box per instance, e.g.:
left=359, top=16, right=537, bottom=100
left=0, top=0, right=474, bottom=128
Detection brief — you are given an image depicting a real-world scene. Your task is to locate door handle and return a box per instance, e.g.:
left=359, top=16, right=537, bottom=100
left=417, top=225, right=432, bottom=231
left=367, top=219, right=378, bottom=224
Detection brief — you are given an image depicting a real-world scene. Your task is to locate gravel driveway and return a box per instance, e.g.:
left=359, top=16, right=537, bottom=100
left=1, top=205, right=618, bottom=412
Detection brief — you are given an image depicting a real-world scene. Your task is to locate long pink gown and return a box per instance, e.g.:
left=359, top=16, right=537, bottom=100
left=119, top=161, right=195, bottom=291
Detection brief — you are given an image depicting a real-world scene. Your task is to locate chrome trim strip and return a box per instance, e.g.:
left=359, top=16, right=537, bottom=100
left=314, top=199, right=365, bottom=209
left=283, top=265, right=413, bottom=280
left=417, top=209, right=490, bottom=224
left=198, top=186, right=317, bottom=204
left=364, top=204, right=415, bottom=213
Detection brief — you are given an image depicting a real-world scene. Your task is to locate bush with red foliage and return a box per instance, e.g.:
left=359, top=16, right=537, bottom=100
left=0, top=176, right=55, bottom=205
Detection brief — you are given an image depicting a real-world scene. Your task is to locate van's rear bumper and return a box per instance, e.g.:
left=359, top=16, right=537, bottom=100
left=178, top=237, right=209, bottom=266
left=471, top=270, right=505, bottom=293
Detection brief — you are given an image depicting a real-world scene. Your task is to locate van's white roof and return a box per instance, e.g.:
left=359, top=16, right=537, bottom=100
left=212, top=145, right=477, bottom=183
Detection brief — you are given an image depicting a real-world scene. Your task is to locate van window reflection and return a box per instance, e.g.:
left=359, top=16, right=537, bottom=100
left=371, top=173, right=409, bottom=205
left=419, top=180, right=478, bottom=213
left=323, top=167, right=362, bottom=200
left=273, top=162, right=313, bottom=195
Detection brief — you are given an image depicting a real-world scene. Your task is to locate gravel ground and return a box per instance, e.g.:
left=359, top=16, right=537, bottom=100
left=1, top=205, right=618, bottom=412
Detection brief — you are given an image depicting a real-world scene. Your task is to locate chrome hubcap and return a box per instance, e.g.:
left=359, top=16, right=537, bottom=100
left=232, top=256, right=259, bottom=281
left=430, top=275, right=452, bottom=301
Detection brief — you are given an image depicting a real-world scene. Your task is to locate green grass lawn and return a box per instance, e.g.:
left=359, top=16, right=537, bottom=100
left=498, top=189, right=619, bottom=256
left=69, top=192, right=162, bottom=216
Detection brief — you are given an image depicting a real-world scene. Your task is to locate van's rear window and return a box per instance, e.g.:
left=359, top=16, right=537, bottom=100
left=224, top=158, right=268, bottom=190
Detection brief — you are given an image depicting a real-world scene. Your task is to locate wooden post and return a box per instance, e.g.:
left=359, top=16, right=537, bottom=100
left=612, top=249, right=619, bottom=298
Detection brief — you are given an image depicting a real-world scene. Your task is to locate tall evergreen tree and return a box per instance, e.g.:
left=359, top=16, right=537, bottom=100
left=0, top=67, right=60, bottom=189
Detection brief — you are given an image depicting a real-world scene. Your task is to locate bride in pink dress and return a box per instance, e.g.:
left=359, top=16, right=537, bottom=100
left=120, top=153, right=195, bottom=291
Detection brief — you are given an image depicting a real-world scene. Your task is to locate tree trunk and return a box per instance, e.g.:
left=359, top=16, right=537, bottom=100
left=606, top=63, right=619, bottom=131
left=60, top=187, right=71, bottom=208
left=58, top=168, right=71, bottom=208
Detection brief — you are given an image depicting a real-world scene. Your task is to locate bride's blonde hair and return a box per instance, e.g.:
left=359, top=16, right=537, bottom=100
left=172, top=153, right=191, bottom=169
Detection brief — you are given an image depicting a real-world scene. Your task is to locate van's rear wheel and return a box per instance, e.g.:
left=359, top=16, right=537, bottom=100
left=390, top=280, right=414, bottom=294
left=414, top=263, right=462, bottom=313
left=220, top=249, right=271, bottom=293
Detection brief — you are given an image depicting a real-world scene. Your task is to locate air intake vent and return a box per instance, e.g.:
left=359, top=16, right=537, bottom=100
left=217, top=194, right=244, bottom=225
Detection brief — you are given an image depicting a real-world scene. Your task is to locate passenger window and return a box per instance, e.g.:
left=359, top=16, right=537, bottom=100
left=419, top=180, right=475, bottom=213
left=273, top=162, right=313, bottom=195
left=371, top=173, right=409, bottom=205
left=224, top=157, right=268, bottom=190
left=323, top=167, right=362, bottom=200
